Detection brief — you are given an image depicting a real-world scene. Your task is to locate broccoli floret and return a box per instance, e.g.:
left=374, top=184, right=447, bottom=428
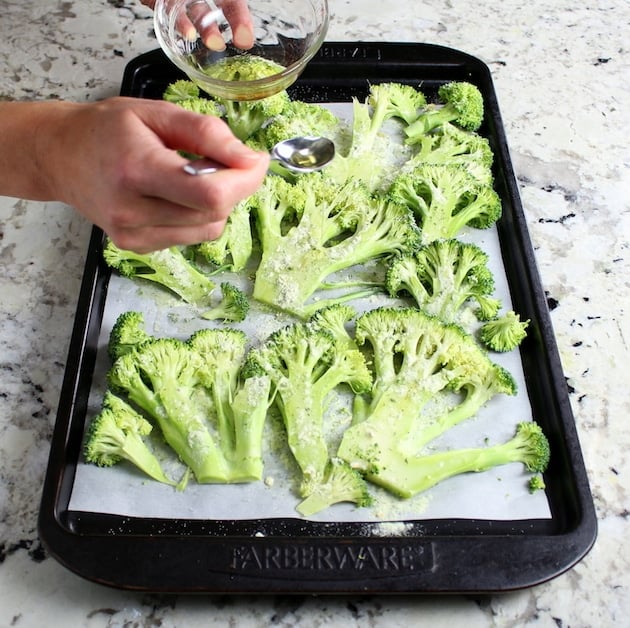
left=84, top=391, right=177, bottom=486
left=405, top=121, right=494, bottom=185
left=222, top=89, right=290, bottom=141
left=107, top=311, right=151, bottom=361
left=368, top=421, right=549, bottom=498
left=528, top=474, right=546, bottom=493
left=108, top=332, right=270, bottom=483
left=201, top=282, right=249, bottom=323
left=250, top=174, right=421, bottom=317
left=297, top=458, right=373, bottom=516
left=254, top=99, right=342, bottom=151
left=243, top=318, right=372, bottom=511
left=337, top=307, right=519, bottom=498
left=405, top=81, right=484, bottom=139
left=325, top=83, right=426, bottom=192
left=386, top=239, right=499, bottom=324
left=480, top=310, right=530, bottom=352
left=163, top=79, right=201, bottom=103
left=367, top=81, right=427, bottom=127
left=163, top=79, right=223, bottom=116
left=103, top=239, right=215, bottom=306
left=189, top=328, right=271, bottom=481
left=389, top=163, right=502, bottom=244
left=195, top=199, right=254, bottom=272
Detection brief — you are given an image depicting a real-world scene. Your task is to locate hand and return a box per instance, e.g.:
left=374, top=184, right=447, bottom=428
left=142, top=0, right=254, bottom=50
left=38, top=98, right=269, bottom=253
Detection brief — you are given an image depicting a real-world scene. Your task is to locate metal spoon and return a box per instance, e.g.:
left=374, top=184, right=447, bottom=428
left=183, top=136, right=335, bottom=176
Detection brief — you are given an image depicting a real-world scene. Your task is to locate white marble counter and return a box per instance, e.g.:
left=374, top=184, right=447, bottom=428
left=0, top=0, right=628, bottom=625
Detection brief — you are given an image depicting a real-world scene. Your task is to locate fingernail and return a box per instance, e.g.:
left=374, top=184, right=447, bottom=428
left=233, top=25, right=254, bottom=50
left=204, top=33, right=226, bottom=51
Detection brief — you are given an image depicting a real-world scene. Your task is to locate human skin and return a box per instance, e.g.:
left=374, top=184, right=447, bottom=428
left=0, top=98, right=269, bottom=253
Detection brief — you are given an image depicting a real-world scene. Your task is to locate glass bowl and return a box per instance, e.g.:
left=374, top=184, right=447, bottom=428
left=154, top=0, right=329, bottom=101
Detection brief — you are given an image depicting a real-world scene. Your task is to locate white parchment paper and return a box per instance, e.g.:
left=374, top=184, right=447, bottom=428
left=68, top=103, right=552, bottom=524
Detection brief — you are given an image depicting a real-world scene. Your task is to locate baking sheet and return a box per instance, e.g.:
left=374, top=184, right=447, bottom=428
left=39, top=43, right=596, bottom=594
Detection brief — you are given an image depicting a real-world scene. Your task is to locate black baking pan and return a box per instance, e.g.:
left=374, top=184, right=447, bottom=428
left=38, top=42, right=597, bottom=593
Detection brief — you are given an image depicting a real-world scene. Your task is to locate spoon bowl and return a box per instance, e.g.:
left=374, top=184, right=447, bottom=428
left=183, top=136, right=335, bottom=175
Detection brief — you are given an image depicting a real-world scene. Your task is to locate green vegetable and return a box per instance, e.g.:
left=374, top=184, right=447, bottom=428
left=84, top=391, right=177, bottom=486
left=325, top=82, right=426, bottom=192
left=243, top=309, right=372, bottom=513
left=107, top=329, right=271, bottom=483
left=254, top=99, right=342, bottom=151
left=103, top=239, right=215, bottom=306
left=405, top=81, right=484, bottom=138
left=405, top=121, right=494, bottom=185
left=201, top=282, right=250, bottom=323
left=386, top=239, right=501, bottom=324
left=107, top=310, right=151, bottom=361
left=337, top=307, right=520, bottom=498
left=389, top=163, right=502, bottom=244
left=358, top=421, right=549, bottom=498
left=480, top=310, right=530, bottom=352
left=250, top=173, right=420, bottom=317
left=195, top=200, right=254, bottom=272
left=296, top=458, right=372, bottom=517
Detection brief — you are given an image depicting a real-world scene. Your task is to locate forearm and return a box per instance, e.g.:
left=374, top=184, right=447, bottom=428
left=0, top=100, right=79, bottom=201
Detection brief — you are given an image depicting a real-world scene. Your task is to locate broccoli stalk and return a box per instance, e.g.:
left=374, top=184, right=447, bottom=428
left=107, top=310, right=152, bottom=361
left=366, top=421, right=550, bottom=498
left=337, top=307, right=520, bottom=498
left=480, top=310, right=530, bottom=352
left=389, top=163, right=502, bottom=244
left=405, top=81, right=484, bottom=139
left=243, top=315, right=372, bottom=513
left=250, top=174, right=421, bottom=317
left=201, top=282, right=250, bottom=323
left=103, top=239, right=215, bottom=306
left=108, top=331, right=270, bottom=483
left=386, top=239, right=501, bottom=324
left=84, top=391, right=177, bottom=486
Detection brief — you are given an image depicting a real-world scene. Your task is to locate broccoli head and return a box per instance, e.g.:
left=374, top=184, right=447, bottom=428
left=405, top=81, right=484, bottom=138
left=297, top=458, right=373, bottom=517
left=243, top=317, right=372, bottom=512
left=108, top=331, right=270, bottom=484
left=368, top=420, right=549, bottom=498
left=254, top=99, right=341, bottom=151
left=84, top=391, right=177, bottom=486
left=201, top=282, right=250, bottom=323
left=480, top=310, right=530, bottom=352
left=337, top=307, right=519, bottom=498
left=250, top=174, right=420, bottom=317
left=195, top=199, right=254, bottom=272
left=103, top=239, right=215, bottom=306
left=107, top=310, right=151, bottom=361
left=389, top=163, right=502, bottom=244
left=386, top=239, right=499, bottom=325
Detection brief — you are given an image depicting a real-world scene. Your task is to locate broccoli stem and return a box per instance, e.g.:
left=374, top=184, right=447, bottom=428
left=367, top=422, right=549, bottom=498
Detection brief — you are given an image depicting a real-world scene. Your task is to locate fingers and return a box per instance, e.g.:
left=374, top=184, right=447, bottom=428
left=182, top=0, right=255, bottom=51
left=108, top=216, right=230, bottom=254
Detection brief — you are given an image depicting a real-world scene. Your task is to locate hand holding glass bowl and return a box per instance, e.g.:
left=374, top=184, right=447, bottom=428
left=154, top=0, right=329, bottom=101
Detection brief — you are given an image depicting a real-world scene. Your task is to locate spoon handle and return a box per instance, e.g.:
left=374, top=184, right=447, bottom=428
left=183, top=158, right=223, bottom=175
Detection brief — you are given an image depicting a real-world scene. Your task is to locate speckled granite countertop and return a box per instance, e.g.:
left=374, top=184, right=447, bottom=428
left=1, top=0, right=628, bottom=625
